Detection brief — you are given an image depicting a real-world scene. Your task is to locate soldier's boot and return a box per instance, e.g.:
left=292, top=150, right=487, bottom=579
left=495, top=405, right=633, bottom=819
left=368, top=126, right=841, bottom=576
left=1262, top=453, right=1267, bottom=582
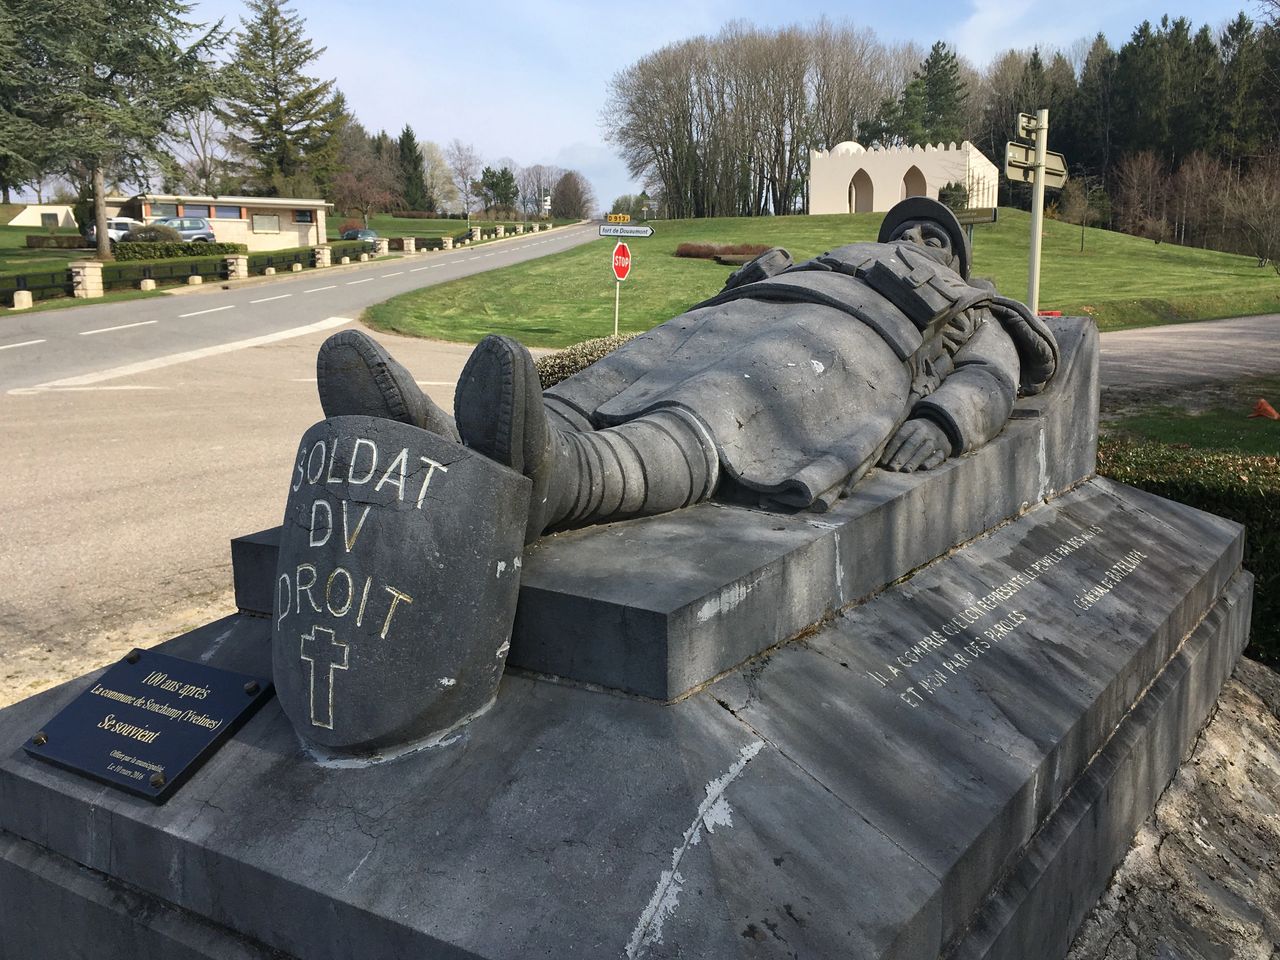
left=316, top=330, right=460, bottom=441
left=455, top=335, right=719, bottom=544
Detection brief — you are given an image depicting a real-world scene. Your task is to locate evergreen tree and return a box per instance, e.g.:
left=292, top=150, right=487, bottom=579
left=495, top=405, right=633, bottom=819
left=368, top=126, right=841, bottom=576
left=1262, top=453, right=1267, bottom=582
left=866, top=41, right=968, bottom=146
left=2, top=0, right=223, bottom=257
left=398, top=125, right=428, bottom=211
left=221, top=0, right=344, bottom=196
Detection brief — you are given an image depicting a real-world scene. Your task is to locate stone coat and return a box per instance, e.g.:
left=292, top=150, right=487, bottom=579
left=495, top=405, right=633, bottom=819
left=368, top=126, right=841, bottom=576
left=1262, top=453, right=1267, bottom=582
left=545, top=241, right=1058, bottom=508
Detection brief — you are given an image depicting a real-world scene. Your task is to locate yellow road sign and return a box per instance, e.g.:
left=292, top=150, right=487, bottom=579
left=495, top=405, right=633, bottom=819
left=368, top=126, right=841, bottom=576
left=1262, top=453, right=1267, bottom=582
left=606, top=213, right=631, bottom=223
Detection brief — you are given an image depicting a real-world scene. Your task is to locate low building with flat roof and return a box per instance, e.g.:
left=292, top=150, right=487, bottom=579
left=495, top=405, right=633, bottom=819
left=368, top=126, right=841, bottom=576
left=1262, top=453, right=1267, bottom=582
left=104, top=194, right=333, bottom=251
left=809, top=141, right=998, bottom=215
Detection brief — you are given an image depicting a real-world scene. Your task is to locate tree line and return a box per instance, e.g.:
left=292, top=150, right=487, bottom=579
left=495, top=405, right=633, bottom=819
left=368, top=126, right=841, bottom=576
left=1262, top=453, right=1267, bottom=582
left=605, top=11, right=1280, bottom=263
left=0, top=0, right=596, bottom=260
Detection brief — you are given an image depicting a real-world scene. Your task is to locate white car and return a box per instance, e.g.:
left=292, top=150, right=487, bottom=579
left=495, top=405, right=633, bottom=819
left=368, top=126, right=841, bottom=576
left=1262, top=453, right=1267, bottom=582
left=84, top=217, right=144, bottom=245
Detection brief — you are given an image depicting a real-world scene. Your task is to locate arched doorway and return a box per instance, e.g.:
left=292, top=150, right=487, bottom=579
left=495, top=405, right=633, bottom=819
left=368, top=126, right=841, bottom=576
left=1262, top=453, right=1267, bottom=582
left=848, top=169, right=874, bottom=213
left=901, top=165, right=927, bottom=201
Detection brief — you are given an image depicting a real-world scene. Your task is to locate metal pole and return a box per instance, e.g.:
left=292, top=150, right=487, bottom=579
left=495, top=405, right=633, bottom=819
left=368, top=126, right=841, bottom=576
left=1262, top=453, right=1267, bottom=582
left=1027, top=108, right=1048, bottom=314
left=614, top=280, right=620, bottom=337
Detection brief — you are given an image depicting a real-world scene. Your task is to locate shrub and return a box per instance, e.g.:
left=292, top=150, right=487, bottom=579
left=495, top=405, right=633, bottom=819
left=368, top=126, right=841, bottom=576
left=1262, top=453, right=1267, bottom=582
left=115, top=241, right=247, bottom=261
left=535, top=334, right=639, bottom=389
left=674, top=242, right=772, bottom=260
left=25, top=234, right=91, bottom=249
left=123, top=223, right=182, bottom=243
left=1097, top=435, right=1279, bottom=664
left=339, top=219, right=362, bottom=234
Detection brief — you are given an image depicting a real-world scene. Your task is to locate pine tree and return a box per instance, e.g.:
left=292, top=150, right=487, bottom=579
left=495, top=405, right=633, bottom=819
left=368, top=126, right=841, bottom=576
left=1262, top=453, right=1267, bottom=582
left=221, top=0, right=344, bottom=196
left=865, top=41, right=968, bottom=146
left=398, top=125, right=428, bottom=211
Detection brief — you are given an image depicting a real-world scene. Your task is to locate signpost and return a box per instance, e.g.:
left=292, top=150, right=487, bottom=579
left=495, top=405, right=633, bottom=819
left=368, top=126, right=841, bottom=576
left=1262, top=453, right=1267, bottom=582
left=599, top=224, right=654, bottom=238
left=611, top=241, right=631, bottom=336
left=1005, top=108, right=1069, bottom=314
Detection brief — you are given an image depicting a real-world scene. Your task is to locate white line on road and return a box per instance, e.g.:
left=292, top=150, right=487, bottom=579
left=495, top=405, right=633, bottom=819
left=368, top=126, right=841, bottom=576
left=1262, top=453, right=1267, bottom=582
left=346, top=278, right=373, bottom=285
left=28, top=317, right=354, bottom=390
left=0, top=339, right=45, bottom=351
left=381, top=271, right=403, bottom=277
left=468, top=256, right=481, bottom=261
left=178, top=304, right=235, bottom=318
left=305, top=285, right=336, bottom=293
left=410, top=266, right=430, bottom=272
left=80, top=320, right=158, bottom=337
left=484, top=253, right=495, bottom=257
left=250, top=294, right=292, bottom=304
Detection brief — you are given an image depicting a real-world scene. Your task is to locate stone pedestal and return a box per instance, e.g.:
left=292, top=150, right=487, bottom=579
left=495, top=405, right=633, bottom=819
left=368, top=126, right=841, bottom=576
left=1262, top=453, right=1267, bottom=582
left=10, top=290, right=32, bottom=309
left=69, top=261, right=103, bottom=299
left=495, top=226, right=504, bottom=238
left=358, top=253, right=369, bottom=262
left=313, top=245, right=331, bottom=268
left=138, top=278, right=156, bottom=292
left=290, top=262, right=302, bottom=273
left=372, top=239, right=390, bottom=257
left=470, top=225, right=483, bottom=242
left=264, top=266, right=276, bottom=276
left=441, top=237, right=453, bottom=251
left=225, top=255, right=249, bottom=280
left=401, top=237, right=416, bottom=254
left=340, top=256, right=350, bottom=265
left=515, top=224, right=524, bottom=234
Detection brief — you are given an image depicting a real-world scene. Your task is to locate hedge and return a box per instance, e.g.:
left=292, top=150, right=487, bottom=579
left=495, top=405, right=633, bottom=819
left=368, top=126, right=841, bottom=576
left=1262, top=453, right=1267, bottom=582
left=26, top=234, right=90, bottom=249
left=115, top=241, right=247, bottom=260
left=1098, top=435, right=1278, bottom=664
left=534, top=334, right=639, bottom=389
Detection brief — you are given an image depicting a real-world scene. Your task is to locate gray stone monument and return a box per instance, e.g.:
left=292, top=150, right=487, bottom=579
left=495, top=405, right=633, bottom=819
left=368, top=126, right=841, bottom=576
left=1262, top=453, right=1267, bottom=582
left=0, top=199, right=1253, bottom=960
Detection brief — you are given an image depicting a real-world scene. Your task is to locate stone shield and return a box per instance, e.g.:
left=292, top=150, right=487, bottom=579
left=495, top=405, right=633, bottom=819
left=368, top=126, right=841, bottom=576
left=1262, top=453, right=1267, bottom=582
left=271, top=416, right=531, bottom=755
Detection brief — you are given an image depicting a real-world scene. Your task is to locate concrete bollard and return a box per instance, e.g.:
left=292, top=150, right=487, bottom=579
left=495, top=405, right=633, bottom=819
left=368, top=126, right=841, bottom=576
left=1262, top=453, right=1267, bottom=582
left=225, top=254, right=249, bottom=280
left=291, top=262, right=303, bottom=272
left=264, top=267, right=276, bottom=276
left=187, top=275, right=203, bottom=285
left=340, top=256, right=350, bottom=265
left=11, top=290, right=32, bottom=309
left=359, top=253, right=369, bottom=262
left=313, top=245, right=332, bottom=268
left=139, top=278, right=156, bottom=291
left=70, top=261, right=104, bottom=299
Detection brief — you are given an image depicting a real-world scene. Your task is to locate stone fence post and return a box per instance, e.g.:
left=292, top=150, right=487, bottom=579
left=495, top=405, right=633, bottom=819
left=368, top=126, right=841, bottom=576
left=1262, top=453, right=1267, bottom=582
left=441, top=236, right=454, bottom=251
left=70, top=261, right=103, bottom=299
left=313, top=245, right=332, bottom=268
left=401, top=237, right=417, bottom=254
left=225, top=255, right=249, bottom=280
left=495, top=226, right=504, bottom=238
left=373, top=238, right=390, bottom=257
left=470, top=225, right=483, bottom=242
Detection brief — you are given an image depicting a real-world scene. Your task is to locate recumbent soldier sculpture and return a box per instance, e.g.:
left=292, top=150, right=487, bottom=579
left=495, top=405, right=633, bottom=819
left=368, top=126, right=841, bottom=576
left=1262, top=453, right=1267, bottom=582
left=274, top=197, right=1059, bottom=755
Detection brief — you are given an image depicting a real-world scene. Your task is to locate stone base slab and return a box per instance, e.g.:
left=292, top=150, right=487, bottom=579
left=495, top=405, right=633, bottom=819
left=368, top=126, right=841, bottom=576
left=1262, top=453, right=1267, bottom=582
left=0, top=478, right=1250, bottom=960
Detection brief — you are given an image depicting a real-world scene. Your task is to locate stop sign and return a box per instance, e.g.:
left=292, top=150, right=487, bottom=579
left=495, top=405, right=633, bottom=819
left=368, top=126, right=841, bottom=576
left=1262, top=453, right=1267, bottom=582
left=612, top=242, right=631, bottom=281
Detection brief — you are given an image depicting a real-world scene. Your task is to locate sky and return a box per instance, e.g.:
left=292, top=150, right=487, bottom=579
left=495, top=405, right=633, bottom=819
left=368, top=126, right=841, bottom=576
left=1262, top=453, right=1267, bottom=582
left=174, top=0, right=1260, bottom=209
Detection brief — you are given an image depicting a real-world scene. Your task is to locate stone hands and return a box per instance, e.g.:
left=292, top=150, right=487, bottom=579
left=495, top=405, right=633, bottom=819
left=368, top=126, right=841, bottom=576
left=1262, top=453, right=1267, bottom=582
left=879, top=418, right=951, bottom=473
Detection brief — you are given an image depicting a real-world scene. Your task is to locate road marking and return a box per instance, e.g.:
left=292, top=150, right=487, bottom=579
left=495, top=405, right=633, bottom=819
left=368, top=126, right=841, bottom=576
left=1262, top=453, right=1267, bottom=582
left=305, top=285, right=336, bottom=293
left=80, top=320, right=158, bottom=337
left=410, top=266, right=430, bottom=272
left=28, top=317, right=354, bottom=390
left=178, top=304, right=235, bottom=318
left=0, top=339, right=45, bottom=352
left=346, top=278, right=373, bottom=285
left=381, top=271, right=403, bottom=277
left=468, top=256, right=481, bottom=261
left=484, top=253, right=495, bottom=257
left=250, top=294, right=292, bottom=304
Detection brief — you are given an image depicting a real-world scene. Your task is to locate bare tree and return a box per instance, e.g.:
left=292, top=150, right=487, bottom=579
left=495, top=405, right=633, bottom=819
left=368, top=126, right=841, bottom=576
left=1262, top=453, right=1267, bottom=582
left=167, top=108, right=234, bottom=193
left=1114, top=151, right=1170, bottom=241
left=445, top=139, right=482, bottom=214
left=421, top=140, right=457, bottom=212
left=549, top=170, right=595, bottom=219
left=517, top=163, right=563, bottom=218
left=332, top=122, right=399, bottom=226
left=1227, top=157, right=1280, bottom=272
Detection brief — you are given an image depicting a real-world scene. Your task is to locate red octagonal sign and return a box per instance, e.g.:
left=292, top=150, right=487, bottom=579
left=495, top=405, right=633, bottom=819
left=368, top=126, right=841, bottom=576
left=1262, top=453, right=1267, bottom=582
left=612, top=241, right=631, bottom=281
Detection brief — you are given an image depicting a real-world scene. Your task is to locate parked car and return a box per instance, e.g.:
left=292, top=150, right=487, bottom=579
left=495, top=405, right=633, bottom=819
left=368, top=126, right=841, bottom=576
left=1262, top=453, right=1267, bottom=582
left=341, top=228, right=378, bottom=242
left=141, top=216, right=216, bottom=242
left=83, top=217, right=143, bottom=246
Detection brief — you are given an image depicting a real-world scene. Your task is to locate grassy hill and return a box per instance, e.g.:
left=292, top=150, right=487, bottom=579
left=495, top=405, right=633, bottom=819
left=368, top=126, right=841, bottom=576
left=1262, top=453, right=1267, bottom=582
left=364, top=209, right=1280, bottom=349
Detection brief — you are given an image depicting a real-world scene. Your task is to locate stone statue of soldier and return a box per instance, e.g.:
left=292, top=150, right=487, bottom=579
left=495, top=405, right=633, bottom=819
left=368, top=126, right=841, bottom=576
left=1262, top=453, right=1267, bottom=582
left=315, top=198, right=1059, bottom=544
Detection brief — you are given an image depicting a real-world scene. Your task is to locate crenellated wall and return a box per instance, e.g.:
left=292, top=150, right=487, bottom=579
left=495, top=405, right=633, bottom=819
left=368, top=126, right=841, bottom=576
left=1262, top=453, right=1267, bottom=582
left=809, top=140, right=1000, bottom=215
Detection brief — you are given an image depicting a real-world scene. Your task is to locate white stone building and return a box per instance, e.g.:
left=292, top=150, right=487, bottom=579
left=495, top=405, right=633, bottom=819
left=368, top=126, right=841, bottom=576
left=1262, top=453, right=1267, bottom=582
left=808, top=141, right=999, bottom=215
left=104, top=194, right=333, bottom=251
left=5, top=204, right=78, bottom=229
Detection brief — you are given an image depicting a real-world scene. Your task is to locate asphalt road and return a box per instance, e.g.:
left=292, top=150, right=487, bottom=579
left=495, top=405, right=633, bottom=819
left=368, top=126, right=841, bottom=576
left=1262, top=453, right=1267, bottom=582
left=0, top=222, right=598, bottom=391
left=0, top=224, right=598, bottom=703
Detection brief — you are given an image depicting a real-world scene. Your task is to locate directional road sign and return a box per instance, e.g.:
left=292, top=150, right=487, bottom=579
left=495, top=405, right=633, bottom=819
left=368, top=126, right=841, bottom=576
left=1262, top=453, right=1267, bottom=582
left=606, top=213, right=631, bottom=223
left=599, top=224, right=654, bottom=238
left=1005, top=141, right=1068, bottom=189
left=612, top=242, right=631, bottom=282
left=1017, top=112, right=1039, bottom=141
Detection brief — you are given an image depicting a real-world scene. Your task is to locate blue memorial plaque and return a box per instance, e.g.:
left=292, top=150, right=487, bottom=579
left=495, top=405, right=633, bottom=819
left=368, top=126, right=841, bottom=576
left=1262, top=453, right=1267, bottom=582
left=23, top=649, right=273, bottom=803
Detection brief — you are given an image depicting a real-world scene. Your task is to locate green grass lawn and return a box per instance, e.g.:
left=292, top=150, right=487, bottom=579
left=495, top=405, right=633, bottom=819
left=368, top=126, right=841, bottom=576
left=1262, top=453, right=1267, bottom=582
left=364, top=209, right=1280, bottom=348
left=0, top=224, right=90, bottom=273
left=1107, top=374, right=1280, bottom=457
